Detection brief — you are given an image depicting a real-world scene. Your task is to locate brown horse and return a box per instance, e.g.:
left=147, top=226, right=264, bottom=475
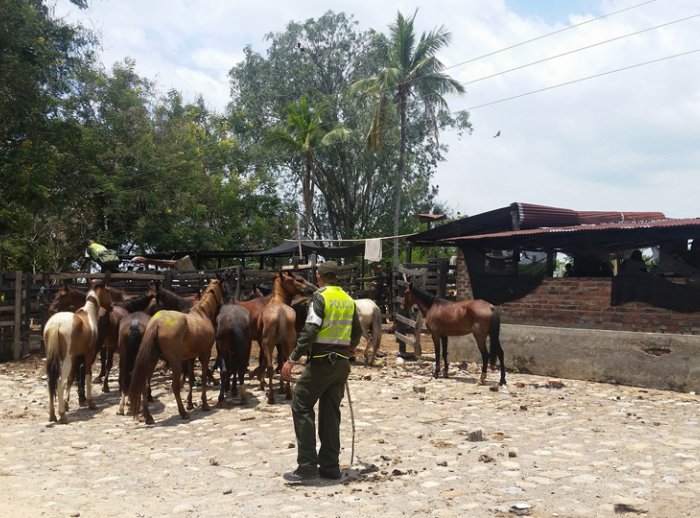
left=403, top=282, right=506, bottom=385
left=44, top=280, right=113, bottom=423
left=259, top=272, right=305, bottom=404
left=129, top=278, right=223, bottom=425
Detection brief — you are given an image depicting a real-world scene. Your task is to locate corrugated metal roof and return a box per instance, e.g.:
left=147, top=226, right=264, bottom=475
left=447, top=218, right=700, bottom=243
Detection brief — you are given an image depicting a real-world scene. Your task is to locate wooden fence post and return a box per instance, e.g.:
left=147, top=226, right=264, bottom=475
left=13, top=271, right=22, bottom=360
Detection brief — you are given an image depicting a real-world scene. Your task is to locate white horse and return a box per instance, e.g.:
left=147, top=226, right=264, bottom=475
left=44, top=280, right=112, bottom=423
left=354, top=298, right=383, bottom=365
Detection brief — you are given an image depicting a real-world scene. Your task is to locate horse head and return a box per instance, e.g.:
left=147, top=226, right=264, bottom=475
left=90, top=280, right=113, bottom=312
left=48, top=284, right=85, bottom=315
left=402, top=283, right=416, bottom=310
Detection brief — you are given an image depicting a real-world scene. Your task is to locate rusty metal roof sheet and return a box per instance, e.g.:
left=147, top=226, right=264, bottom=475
left=408, top=202, right=672, bottom=245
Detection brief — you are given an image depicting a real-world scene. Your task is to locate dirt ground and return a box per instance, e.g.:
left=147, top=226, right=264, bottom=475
left=1, top=333, right=699, bottom=518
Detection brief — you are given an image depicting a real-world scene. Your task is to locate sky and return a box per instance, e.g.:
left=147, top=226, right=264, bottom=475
left=51, top=0, right=700, bottom=219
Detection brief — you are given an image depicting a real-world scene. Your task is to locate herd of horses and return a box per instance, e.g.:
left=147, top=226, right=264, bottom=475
left=42, top=272, right=505, bottom=425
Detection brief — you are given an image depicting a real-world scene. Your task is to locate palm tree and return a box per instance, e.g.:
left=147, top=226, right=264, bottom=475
left=267, top=97, right=349, bottom=237
left=352, top=10, right=464, bottom=266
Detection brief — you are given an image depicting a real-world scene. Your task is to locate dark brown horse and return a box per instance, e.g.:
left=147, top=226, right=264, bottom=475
left=129, top=278, right=223, bottom=424
left=116, top=297, right=159, bottom=416
left=403, top=283, right=506, bottom=385
left=215, top=283, right=252, bottom=406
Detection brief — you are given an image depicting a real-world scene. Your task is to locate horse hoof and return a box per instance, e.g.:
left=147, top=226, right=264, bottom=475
left=443, top=371, right=449, bottom=379
left=102, top=386, right=110, bottom=393
left=433, top=371, right=440, bottom=379
left=93, top=376, right=103, bottom=384
left=116, top=408, right=124, bottom=416
left=186, top=403, right=194, bottom=411
left=49, top=413, right=57, bottom=422
left=58, top=415, right=68, bottom=425
left=88, top=402, right=97, bottom=410
left=202, top=404, right=210, bottom=412
left=180, top=412, right=190, bottom=420
left=144, top=415, right=155, bottom=425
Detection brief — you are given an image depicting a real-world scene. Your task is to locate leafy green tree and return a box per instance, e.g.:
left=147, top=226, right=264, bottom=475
left=229, top=10, right=460, bottom=248
left=351, top=10, right=466, bottom=266
left=0, top=0, right=97, bottom=271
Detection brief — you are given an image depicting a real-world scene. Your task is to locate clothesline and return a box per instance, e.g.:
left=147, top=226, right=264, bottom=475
left=283, top=232, right=418, bottom=243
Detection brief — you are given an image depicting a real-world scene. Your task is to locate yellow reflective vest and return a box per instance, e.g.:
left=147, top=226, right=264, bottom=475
left=314, top=286, right=355, bottom=347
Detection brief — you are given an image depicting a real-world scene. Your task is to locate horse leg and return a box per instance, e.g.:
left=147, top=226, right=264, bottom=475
left=186, top=360, right=195, bottom=411
left=200, top=353, right=211, bottom=412
left=217, top=354, right=228, bottom=407
left=95, top=345, right=106, bottom=383
left=57, top=357, right=72, bottom=424
left=432, top=335, right=441, bottom=378
left=84, top=352, right=98, bottom=410
left=441, top=336, right=449, bottom=378
left=474, top=334, right=489, bottom=385
left=170, top=363, right=189, bottom=420
left=102, top=346, right=115, bottom=393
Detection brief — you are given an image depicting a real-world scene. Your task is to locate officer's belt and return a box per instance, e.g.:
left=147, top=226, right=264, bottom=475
left=311, top=345, right=350, bottom=357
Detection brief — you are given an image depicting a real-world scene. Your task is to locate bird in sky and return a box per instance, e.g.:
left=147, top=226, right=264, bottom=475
left=493, top=130, right=501, bottom=138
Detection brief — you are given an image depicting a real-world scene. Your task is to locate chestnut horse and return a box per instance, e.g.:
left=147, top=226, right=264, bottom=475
left=259, top=272, right=307, bottom=404
left=403, top=283, right=505, bottom=385
left=129, top=278, right=223, bottom=424
left=44, top=280, right=113, bottom=423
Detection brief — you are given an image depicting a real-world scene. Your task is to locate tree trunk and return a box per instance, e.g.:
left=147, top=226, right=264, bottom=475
left=393, top=90, right=408, bottom=267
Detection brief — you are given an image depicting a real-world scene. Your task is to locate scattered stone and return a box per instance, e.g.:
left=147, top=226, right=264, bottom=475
left=467, top=429, right=484, bottom=442
left=547, top=379, right=564, bottom=389
left=489, top=386, right=499, bottom=392
left=437, top=460, right=448, bottom=467
left=287, top=442, right=295, bottom=448
left=362, top=374, right=372, bottom=381
left=413, top=385, right=426, bottom=393
left=614, top=503, right=648, bottom=514
left=478, top=454, right=494, bottom=463
left=391, top=468, right=405, bottom=476
left=519, top=405, right=528, bottom=411
left=508, top=451, right=518, bottom=458
left=240, top=416, right=255, bottom=421
left=209, top=458, right=220, bottom=466
left=510, top=502, right=531, bottom=515
left=223, top=488, right=233, bottom=495
left=515, top=382, right=526, bottom=388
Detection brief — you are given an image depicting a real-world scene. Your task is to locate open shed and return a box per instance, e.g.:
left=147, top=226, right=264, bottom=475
left=406, top=202, right=700, bottom=392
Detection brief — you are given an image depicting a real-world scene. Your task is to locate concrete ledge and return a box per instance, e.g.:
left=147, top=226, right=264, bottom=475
left=449, top=324, right=700, bottom=393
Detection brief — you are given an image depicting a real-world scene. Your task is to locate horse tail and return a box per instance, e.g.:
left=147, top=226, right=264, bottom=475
left=488, top=306, right=502, bottom=366
left=128, top=320, right=160, bottom=418
left=369, top=305, right=383, bottom=361
left=45, top=325, right=63, bottom=401
left=123, top=320, right=142, bottom=391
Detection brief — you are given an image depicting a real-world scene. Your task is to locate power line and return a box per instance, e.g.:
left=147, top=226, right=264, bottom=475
left=459, top=48, right=700, bottom=112
left=463, top=12, right=700, bottom=86
left=444, top=0, right=658, bottom=71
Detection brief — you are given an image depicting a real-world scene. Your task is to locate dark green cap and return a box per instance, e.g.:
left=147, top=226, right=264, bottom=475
left=318, top=261, right=339, bottom=275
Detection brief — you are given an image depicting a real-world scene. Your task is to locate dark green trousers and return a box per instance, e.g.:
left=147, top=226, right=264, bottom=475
left=291, top=359, right=350, bottom=474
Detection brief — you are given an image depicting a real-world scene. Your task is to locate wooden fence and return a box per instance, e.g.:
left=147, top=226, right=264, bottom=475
left=0, top=262, right=392, bottom=361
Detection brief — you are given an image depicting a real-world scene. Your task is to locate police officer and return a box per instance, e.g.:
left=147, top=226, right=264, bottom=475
left=281, top=261, right=363, bottom=482
left=85, top=239, right=120, bottom=272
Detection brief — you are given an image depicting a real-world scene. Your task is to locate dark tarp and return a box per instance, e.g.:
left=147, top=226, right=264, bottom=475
left=611, top=275, right=700, bottom=313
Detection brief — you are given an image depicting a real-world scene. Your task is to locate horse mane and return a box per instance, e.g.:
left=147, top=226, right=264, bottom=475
left=117, top=292, right=153, bottom=313
left=157, top=286, right=193, bottom=312
left=191, top=280, right=222, bottom=319
left=409, top=283, right=436, bottom=307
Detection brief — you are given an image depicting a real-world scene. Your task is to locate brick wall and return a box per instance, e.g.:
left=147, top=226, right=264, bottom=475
left=455, top=250, right=700, bottom=335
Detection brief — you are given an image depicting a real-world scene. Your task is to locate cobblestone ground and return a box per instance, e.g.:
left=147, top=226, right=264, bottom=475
left=0, top=337, right=699, bottom=518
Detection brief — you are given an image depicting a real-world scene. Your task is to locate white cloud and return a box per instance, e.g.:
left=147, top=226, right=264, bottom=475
left=51, top=0, right=700, bottom=219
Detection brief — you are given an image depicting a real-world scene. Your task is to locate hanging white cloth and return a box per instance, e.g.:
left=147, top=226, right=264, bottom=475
left=364, top=238, right=382, bottom=262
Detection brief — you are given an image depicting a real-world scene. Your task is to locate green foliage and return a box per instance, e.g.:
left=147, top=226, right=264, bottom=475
left=1, top=4, right=470, bottom=272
